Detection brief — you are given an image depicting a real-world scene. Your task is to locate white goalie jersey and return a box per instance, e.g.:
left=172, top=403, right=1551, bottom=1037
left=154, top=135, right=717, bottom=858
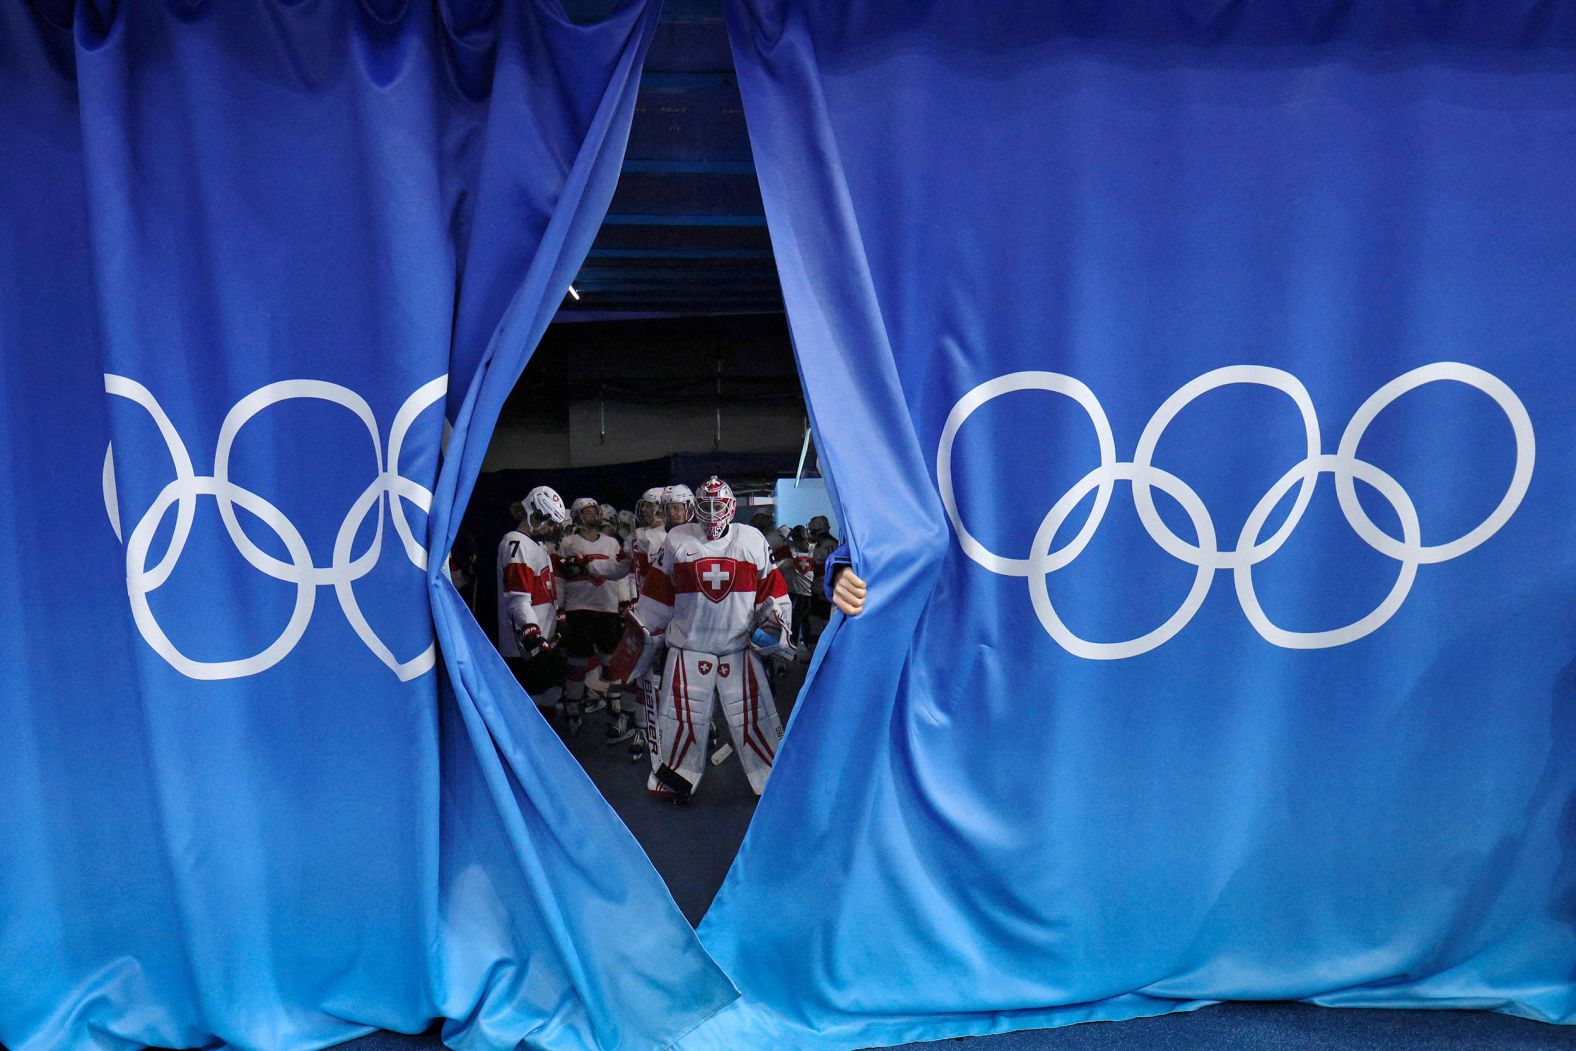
left=635, top=522, right=790, bottom=656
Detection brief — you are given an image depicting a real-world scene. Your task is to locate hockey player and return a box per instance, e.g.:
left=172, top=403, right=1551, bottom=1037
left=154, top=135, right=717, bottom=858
left=766, top=523, right=792, bottom=563
left=663, top=482, right=695, bottom=529
left=602, top=482, right=702, bottom=760
left=556, top=497, right=627, bottom=734
left=629, top=487, right=668, bottom=582
left=620, top=509, right=641, bottom=602
left=584, top=488, right=661, bottom=752
left=593, top=484, right=686, bottom=755
left=580, top=487, right=660, bottom=751
left=496, top=487, right=569, bottom=706
left=777, top=524, right=817, bottom=646
left=600, top=486, right=670, bottom=754
left=625, top=476, right=792, bottom=801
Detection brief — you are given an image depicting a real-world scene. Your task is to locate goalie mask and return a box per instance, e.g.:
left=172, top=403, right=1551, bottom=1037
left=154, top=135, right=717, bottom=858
left=521, top=486, right=568, bottom=537
left=663, top=483, right=696, bottom=527
left=636, top=487, right=665, bottom=527
left=695, top=476, right=736, bottom=541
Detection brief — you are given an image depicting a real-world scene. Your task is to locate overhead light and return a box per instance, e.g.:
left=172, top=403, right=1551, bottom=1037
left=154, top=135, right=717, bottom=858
left=568, top=285, right=581, bottom=301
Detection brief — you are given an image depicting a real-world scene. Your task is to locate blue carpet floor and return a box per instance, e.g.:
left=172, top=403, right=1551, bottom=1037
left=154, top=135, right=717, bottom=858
left=342, top=1002, right=1575, bottom=1050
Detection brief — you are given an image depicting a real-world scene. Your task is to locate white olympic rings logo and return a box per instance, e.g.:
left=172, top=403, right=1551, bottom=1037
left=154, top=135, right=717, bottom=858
left=102, top=374, right=447, bottom=681
left=937, top=363, right=1534, bottom=660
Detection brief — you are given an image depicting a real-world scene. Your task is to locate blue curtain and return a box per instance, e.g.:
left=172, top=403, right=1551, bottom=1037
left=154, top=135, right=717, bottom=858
left=689, top=3, right=1576, bottom=1048
left=0, top=4, right=736, bottom=1049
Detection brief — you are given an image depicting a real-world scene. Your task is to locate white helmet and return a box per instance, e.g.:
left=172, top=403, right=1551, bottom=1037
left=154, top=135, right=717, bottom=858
left=663, top=483, right=696, bottom=526
left=696, top=476, right=736, bottom=541
left=520, top=486, right=568, bottom=536
left=617, top=509, right=637, bottom=533
left=599, top=502, right=616, bottom=525
left=570, top=497, right=601, bottom=530
left=636, top=486, right=665, bottom=527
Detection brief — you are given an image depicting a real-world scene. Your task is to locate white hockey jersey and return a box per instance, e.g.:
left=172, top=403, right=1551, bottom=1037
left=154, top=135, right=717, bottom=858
left=590, top=523, right=666, bottom=603
left=629, top=524, right=666, bottom=596
left=777, top=544, right=816, bottom=597
left=496, top=530, right=558, bottom=657
left=766, top=526, right=792, bottom=560
left=557, top=531, right=626, bottom=613
left=636, top=522, right=790, bottom=655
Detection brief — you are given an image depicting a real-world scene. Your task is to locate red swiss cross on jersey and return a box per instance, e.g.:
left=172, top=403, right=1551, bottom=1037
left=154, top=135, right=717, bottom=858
left=634, top=521, right=791, bottom=655
left=696, top=557, right=739, bottom=604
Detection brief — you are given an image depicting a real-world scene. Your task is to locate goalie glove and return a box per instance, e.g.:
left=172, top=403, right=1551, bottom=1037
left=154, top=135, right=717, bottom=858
left=605, top=609, right=658, bottom=684
left=556, top=554, right=588, bottom=581
left=748, top=606, right=794, bottom=657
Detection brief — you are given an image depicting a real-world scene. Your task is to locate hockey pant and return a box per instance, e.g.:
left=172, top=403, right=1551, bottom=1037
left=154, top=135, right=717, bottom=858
left=649, top=647, right=782, bottom=798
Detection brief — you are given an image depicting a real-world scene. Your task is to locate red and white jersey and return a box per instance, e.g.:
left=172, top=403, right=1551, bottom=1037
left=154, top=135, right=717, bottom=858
left=637, top=522, right=790, bottom=655
left=766, top=526, right=792, bottom=562
left=496, top=530, right=557, bottom=657
left=556, top=531, right=626, bottom=613
left=777, top=544, right=816, bottom=597
left=629, top=525, right=667, bottom=595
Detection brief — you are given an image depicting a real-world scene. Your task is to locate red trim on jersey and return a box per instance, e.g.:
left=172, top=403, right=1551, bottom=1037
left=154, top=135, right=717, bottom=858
left=755, top=566, right=788, bottom=602
left=672, top=560, right=760, bottom=595
left=503, top=563, right=554, bottom=604
left=643, top=566, right=676, bottom=605
left=503, top=563, right=532, bottom=593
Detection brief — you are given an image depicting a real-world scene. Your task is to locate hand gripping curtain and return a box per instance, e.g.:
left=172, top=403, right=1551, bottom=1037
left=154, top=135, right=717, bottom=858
left=686, top=3, right=1576, bottom=1048
left=0, top=4, right=735, bottom=1049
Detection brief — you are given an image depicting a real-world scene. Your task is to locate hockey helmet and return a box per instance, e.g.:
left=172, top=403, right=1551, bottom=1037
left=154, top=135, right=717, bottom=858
left=521, top=486, right=569, bottom=536
left=636, top=486, right=665, bottom=526
left=696, top=476, right=737, bottom=541
left=570, top=497, right=601, bottom=529
left=663, top=483, right=696, bottom=526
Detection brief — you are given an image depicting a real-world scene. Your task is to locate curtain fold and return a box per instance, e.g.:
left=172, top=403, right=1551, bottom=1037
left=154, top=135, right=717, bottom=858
left=0, top=3, right=735, bottom=1049
left=688, top=2, right=1576, bottom=1048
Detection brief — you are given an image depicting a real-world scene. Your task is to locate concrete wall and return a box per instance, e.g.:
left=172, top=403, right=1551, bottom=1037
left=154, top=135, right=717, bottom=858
left=481, top=399, right=805, bottom=471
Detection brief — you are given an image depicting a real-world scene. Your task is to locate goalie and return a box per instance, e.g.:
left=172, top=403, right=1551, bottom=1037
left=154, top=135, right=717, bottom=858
left=613, top=476, right=792, bottom=801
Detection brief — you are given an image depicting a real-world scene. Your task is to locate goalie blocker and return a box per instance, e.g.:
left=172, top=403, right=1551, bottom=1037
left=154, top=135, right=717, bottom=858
left=606, top=609, right=659, bottom=684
